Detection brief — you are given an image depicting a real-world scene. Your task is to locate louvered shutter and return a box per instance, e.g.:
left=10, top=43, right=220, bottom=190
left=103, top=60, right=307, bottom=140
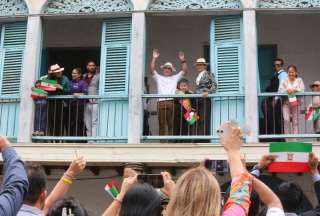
left=98, top=18, right=131, bottom=142
left=210, top=16, right=244, bottom=140
left=211, top=16, right=243, bottom=93
left=0, top=22, right=27, bottom=95
left=100, top=19, right=131, bottom=95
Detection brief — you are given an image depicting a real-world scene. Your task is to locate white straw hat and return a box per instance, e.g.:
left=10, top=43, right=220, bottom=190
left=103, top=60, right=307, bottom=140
left=194, top=58, right=208, bottom=66
left=48, top=64, right=64, bottom=74
left=160, top=62, right=176, bottom=72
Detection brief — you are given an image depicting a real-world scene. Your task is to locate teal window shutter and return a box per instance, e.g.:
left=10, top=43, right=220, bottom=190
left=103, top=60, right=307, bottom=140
left=210, top=16, right=244, bottom=141
left=100, top=18, right=131, bottom=95
left=98, top=18, right=131, bottom=142
left=0, top=22, right=27, bottom=96
left=211, top=16, right=243, bottom=93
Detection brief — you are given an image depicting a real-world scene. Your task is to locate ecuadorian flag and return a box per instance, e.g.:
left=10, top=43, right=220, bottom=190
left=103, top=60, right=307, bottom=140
left=268, top=142, right=312, bottom=173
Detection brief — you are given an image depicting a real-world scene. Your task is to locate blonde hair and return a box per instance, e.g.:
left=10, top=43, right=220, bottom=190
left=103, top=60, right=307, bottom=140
left=166, top=167, right=221, bottom=216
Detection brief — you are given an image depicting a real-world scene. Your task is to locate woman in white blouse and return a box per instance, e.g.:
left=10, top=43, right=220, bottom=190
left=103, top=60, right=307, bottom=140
left=278, top=65, right=305, bottom=135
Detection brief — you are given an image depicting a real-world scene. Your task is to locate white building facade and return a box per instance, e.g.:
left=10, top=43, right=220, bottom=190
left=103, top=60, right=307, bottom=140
left=1, top=0, right=320, bottom=213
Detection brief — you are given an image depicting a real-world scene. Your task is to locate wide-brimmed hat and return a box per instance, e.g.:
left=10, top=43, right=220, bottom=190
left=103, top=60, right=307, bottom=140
left=48, top=64, right=64, bottom=74
left=194, top=58, right=208, bottom=66
left=160, top=62, right=176, bottom=72
left=310, top=81, right=320, bottom=88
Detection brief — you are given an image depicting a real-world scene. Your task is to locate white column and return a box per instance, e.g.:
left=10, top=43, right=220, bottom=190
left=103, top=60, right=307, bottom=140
left=243, top=10, right=259, bottom=143
left=127, top=12, right=146, bottom=144
left=17, top=16, right=42, bottom=143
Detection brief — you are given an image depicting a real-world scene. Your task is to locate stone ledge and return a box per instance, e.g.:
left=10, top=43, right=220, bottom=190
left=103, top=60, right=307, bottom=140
left=0, top=143, right=319, bottom=166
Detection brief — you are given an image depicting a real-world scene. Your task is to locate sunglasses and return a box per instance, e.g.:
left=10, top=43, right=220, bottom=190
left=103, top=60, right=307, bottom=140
left=274, top=64, right=282, bottom=67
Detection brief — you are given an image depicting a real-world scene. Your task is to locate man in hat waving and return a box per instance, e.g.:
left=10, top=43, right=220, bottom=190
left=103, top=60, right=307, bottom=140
left=150, top=49, right=188, bottom=140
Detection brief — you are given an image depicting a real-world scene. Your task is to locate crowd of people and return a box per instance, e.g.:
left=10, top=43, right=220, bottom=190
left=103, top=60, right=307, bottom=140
left=2, top=122, right=320, bottom=216
left=32, top=61, right=99, bottom=140
left=31, top=51, right=320, bottom=141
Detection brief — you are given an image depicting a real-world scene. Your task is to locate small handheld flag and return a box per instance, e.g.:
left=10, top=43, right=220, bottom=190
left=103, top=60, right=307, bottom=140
left=105, top=180, right=120, bottom=198
left=288, top=94, right=298, bottom=107
left=39, top=79, right=57, bottom=92
left=184, top=111, right=199, bottom=126
left=305, top=105, right=320, bottom=121
left=268, top=142, right=312, bottom=173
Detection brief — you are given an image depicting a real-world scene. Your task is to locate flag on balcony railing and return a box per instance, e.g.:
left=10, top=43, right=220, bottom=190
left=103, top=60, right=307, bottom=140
left=305, top=106, right=320, bottom=121
left=268, top=142, right=312, bottom=173
left=288, top=94, right=298, bottom=107
left=184, top=111, right=199, bottom=126
left=104, top=180, right=119, bottom=198
left=31, top=87, right=48, bottom=99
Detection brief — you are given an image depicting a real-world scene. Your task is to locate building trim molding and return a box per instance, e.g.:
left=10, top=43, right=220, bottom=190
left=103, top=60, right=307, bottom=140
left=258, top=0, right=320, bottom=8
left=42, top=0, right=133, bottom=14
left=148, top=0, right=242, bottom=11
left=0, top=0, right=29, bottom=16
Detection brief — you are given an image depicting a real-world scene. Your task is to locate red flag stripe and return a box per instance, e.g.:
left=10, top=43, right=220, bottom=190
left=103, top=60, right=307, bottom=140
left=268, top=162, right=310, bottom=173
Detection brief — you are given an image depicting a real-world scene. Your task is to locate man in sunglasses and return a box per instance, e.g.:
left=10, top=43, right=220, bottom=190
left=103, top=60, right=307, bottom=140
left=263, top=58, right=287, bottom=140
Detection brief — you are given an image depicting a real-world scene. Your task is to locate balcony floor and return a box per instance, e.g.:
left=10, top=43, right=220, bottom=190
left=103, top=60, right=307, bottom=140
left=4, top=143, right=320, bottom=166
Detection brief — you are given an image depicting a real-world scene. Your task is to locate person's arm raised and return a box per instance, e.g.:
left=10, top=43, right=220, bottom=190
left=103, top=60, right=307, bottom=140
left=43, top=156, right=86, bottom=215
left=253, top=177, right=284, bottom=213
left=0, top=136, right=29, bottom=216
left=102, top=175, right=137, bottom=216
left=178, top=51, right=188, bottom=76
left=150, top=49, right=160, bottom=75
left=219, top=123, right=244, bottom=178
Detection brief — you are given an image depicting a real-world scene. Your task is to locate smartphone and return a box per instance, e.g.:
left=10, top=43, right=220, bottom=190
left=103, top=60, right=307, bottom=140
left=137, top=174, right=164, bottom=188
left=205, top=160, right=229, bottom=174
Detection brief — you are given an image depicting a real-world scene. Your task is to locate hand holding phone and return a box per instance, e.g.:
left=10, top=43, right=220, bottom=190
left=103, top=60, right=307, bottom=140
left=137, top=174, right=164, bottom=188
left=218, top=121, right=242, bottom=152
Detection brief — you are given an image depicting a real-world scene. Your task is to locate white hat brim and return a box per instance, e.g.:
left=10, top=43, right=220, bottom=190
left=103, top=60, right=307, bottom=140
left=161, top=65, right=176, bottom=72
left=49, top=68, right=65, bottom=74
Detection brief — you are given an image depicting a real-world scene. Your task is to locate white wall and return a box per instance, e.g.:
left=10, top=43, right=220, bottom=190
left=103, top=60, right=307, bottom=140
left=43, top=18, right=102, bottom=48
left=146, top=16, right=211, bottom=94
left=258, top=13, right=320, bottom=90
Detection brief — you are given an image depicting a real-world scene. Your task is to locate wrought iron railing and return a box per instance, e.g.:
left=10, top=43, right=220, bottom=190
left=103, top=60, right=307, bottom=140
left=258, top=92, right=320, bottom=141
left=32, top=95, right=128, bottom=143
left=142, top=93, right=245, bottom=143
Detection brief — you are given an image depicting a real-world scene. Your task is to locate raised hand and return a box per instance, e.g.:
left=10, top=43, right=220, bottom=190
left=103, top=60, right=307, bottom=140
left=259, top=155, right=278, bottom=170
left=65, top=156, right=86, bottom=179
left=161, top=171, right=175, bottom=197
left=178, top=51, right=185, bottom=62
left=309, top=152, right=319, bottom=175
left=0, top=136, right=10, bottom=152
left=153, top=49, right=160, bottom=59
left=218, top=122, right=242, bottom=152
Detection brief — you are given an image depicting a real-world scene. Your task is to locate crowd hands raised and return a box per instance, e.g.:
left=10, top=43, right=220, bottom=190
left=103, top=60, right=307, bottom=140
left=1, top=123, right=320, bottom=216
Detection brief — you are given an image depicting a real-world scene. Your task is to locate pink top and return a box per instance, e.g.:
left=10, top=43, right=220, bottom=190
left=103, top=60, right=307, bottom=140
left=278, top=77, right=305, bottom=93
left=222, top=173, right=253, bottom=216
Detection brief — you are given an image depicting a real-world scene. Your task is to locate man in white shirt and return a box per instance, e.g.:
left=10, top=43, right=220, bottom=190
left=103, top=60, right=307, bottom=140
left=150, top=49, right=188, bottom=138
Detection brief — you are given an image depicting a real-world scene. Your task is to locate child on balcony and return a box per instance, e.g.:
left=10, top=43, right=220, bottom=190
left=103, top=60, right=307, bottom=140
left=278, top=65, right=305, bottom=136
left=174, top=78, right=198, bottom=142
left=309, top=81, right=320, bottom=140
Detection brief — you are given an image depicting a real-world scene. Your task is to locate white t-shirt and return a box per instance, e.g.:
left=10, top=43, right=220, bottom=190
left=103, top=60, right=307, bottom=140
left=153, top=71, right=183, bottom=101
left=266, top=208, right=286, bottom=216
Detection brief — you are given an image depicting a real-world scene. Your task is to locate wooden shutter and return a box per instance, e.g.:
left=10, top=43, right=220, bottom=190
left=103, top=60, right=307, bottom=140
left=0, top=22, right=27, bottom=95
left=98, top=18, right=131, bottom=142
left=211, top=16, right=243, bottom=93
left=100, top=18, right=131, bottom=95
left=210, top=16, right=244, bottom=139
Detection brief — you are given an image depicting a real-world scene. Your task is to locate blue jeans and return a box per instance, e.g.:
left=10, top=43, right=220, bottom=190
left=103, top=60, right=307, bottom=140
left=34, top=99, right=47, bottom=133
